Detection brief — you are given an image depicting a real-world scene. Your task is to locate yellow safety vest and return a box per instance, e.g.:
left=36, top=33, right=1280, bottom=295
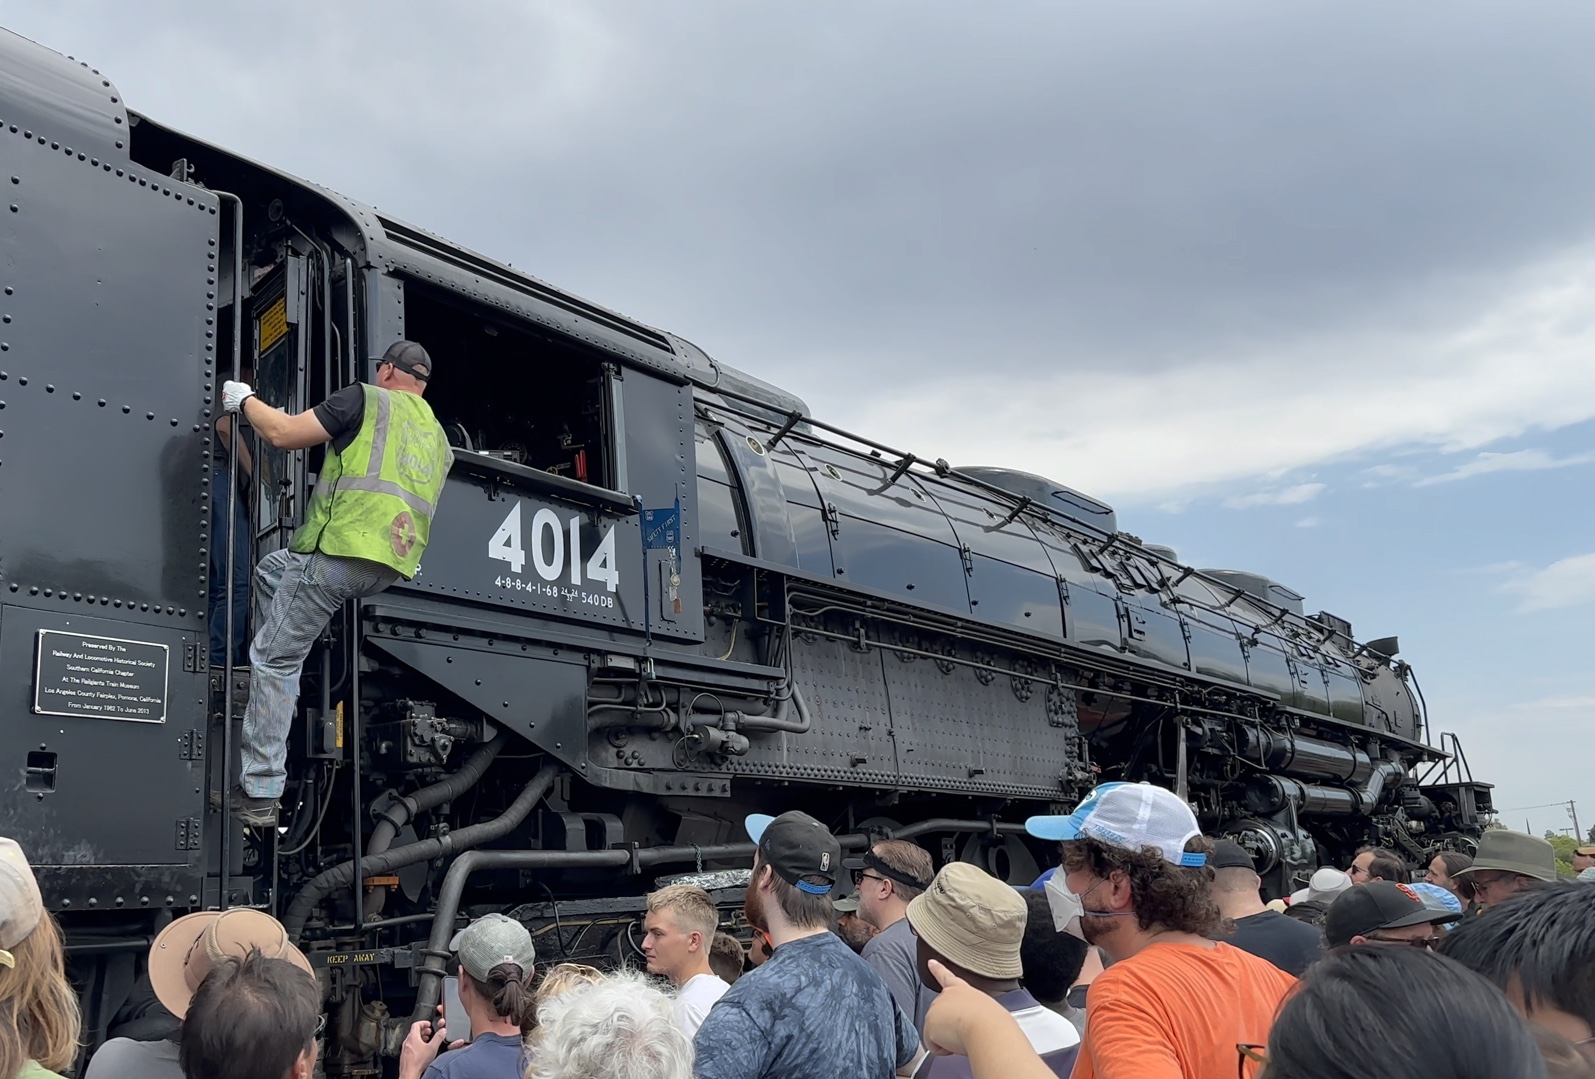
left=290, top=385, right=452, bottom=579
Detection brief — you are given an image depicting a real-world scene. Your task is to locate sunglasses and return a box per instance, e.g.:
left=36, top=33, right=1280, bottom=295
left=1363, top=933, right=1437, bottom=949
left=852, top=870, right=889, bottom=887
left=1237, top=1043, right=1268, bottom=1078
left=307, top=1013, right=326, bottom=1044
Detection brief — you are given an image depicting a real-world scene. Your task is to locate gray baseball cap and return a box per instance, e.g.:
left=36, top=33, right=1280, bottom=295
left=449, top=913, right=536, bottom=981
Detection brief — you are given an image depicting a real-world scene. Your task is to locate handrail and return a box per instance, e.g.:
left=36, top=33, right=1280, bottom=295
left=216, top=190, right=244, bottom=911
left=699, top=387, right=1400, bottom=674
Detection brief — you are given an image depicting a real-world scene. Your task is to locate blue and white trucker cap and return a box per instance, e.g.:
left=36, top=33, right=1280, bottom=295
left=1026, top=781, right=1207, bottom=868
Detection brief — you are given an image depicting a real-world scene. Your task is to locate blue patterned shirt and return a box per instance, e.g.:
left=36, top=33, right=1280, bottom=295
left=694, top=931, right=919, bottom=1079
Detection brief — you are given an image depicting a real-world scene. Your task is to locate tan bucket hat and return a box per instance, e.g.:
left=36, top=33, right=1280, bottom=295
left=906, top=862, right=1026, bottom=980
left=149, top=909, right=313, bottom=1018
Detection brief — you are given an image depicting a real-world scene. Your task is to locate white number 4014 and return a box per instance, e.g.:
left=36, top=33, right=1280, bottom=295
left=488, top=502, right=619, bottom=592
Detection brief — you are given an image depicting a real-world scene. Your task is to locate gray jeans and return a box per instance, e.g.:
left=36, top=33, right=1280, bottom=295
left=240, top=549, right=399, bottom=799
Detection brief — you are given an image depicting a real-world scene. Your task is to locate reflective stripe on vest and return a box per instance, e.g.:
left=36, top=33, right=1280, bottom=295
left=330, top=389, right=441, bottom=517
left=290, top=384, right=451, bottom=578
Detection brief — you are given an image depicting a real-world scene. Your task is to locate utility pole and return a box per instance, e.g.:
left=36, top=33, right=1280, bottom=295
left=1570, top=800, right=1582, bottom=842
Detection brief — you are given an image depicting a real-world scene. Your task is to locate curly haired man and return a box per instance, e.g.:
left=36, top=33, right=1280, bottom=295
left=1026, top=783, right=1295, bottom=1079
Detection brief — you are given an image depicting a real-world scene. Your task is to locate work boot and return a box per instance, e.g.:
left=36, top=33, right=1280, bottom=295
left=212, top=785, right=279, bottom=828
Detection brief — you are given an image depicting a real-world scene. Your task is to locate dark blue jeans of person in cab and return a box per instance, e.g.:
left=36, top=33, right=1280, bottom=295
left=209, top=467, right=251, bottom=666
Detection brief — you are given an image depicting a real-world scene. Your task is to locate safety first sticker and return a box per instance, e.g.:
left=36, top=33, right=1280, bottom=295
left=258, top=295, right=289, bottom=353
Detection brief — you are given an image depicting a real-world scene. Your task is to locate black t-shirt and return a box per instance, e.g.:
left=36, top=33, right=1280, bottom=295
left=1223, top=910, right=1324, bottom=976
left=312, top=384, right=366, bottom=454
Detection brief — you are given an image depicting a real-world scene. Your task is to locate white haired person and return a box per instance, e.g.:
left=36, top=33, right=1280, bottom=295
left=400, top=914, right=537, bottom=1079
left=0, top=838, right=80, bottom=1079
left=528, top=970, right=692, bottom=1079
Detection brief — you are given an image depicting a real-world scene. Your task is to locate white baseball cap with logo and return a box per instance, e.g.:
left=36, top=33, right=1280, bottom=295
left=1025, top=781, right=1207, bottom=867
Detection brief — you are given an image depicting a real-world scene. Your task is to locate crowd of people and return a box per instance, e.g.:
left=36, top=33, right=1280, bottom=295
left=5, top=785, right=1595, bottom=1079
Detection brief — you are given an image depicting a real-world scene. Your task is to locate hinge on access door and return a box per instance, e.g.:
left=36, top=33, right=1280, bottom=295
left=174, top=818, right=202, bottom=851
left=179, top=730, right=206, bottom=761
left=822, top=503, right=841, bottom=539
left=960, top=545, right=974, bottom=576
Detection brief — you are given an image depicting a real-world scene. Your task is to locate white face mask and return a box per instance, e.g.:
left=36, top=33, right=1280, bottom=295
left=1047, top=869, right=1139, bottom=941
left=1044, top=871, right=1087, bottom=938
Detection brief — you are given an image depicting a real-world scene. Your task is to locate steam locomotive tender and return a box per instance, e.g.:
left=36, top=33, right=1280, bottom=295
left=0, top=28, right=1491, bottom=1071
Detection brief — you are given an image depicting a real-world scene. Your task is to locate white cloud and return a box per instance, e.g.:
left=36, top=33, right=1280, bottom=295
left=1413, top=448, right=1595, bottom=486
left=1516, top=694, right=1595, bottom=711
left=1502, top=552, right=1595, bottom=612
left=1222, top=483, right=1326, bottom=509
left=824, top=246, right=1595, bottom=502
left=1295, top=516, right=1321, bottom=528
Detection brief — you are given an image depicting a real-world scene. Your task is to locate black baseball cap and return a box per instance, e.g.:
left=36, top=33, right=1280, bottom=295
left=1325, top=880, right=1454, bottom=947
left=746, top=812, right=840, bottom=896
left=380, top=340, right=433, bottom=382
left=842, top=848, right=932, bottom=890
left=1210, top=839, right=1258, bottom=871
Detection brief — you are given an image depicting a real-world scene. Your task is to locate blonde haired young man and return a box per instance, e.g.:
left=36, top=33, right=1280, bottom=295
left=642, top=884, right=729, bottom=1037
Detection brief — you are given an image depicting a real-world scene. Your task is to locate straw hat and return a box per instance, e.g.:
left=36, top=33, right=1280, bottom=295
left=149, top=909, right=313, bottom=1018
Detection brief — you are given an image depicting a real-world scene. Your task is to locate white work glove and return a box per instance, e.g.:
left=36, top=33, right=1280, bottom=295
left=221, top=380, right=255, bottom=413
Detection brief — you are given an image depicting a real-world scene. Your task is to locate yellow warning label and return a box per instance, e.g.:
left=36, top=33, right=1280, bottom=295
left=335, top=700, right=345, bottom=750
left=258, top=295, right=289, bottom=354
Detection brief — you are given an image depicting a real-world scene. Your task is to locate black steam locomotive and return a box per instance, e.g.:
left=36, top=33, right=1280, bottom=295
left=0, top=26, right=1490, bottom=1069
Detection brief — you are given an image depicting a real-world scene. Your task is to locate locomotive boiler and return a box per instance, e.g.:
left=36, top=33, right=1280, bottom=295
left=0, top=26, right=1491, bottom=1070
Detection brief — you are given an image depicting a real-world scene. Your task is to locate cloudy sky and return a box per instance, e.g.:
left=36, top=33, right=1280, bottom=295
left=7, top=1, right=1594, bottom=840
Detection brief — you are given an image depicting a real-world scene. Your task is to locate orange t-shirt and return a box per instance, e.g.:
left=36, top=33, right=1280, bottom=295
left=1071, top=941, right=1295, bottom=1079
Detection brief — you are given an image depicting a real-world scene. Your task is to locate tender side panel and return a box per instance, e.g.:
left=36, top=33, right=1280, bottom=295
left=0, top=122, right=213, bottom=898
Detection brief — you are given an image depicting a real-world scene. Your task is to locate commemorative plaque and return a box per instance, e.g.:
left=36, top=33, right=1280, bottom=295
left=33, top=630, right=170, bottom=723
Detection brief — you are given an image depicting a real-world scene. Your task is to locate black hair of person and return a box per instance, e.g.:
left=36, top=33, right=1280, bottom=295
left=1062, top=835, right=1220, bottom=936
left=1440, top=882, right=1595, bottom=1035
left=179, top=950, right=321, bottom=1079
left=1015, top=889, right=1090, bottom=1004
left=1261, top=946, right=1546, bottom=1079
left=1354, top=846, right=1408, bottom=884
left=1432, top=850, right=1477, bottom=901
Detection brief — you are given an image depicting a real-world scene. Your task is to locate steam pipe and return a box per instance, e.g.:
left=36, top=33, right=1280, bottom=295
left=360, top=727, right=506, bottom=918
left=1244, top=759, right=1406, bottom=818
left=408, top=813, right=1025, bottom=1021
left=283, top=763, right=557, bottom=940
left=734, top=684, right=811, bottom=734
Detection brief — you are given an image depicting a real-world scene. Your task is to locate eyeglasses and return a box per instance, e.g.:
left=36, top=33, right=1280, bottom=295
left=1237, top=1043, right=1268, bottom=1078
left=307, top=1013, right=326, bottom=1044
left=852, top=870, right=889, bottom=887
left=1363, top=933, right=1437, bottom=949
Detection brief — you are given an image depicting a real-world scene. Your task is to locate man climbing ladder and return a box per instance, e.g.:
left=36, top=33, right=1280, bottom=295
left=220, top=340, right=453, bottom=826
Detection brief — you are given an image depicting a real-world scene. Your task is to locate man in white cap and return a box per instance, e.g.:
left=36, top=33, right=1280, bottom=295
left=1282, top=866, right=1354, bottom=929
left=1026, top=782, right=1295, bottom=1079
left=401, top=913, right=537, bottom=1079
left=907, top=863, right=1079, bottom=1078
left=86, top=908, right=314, bottom=1079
